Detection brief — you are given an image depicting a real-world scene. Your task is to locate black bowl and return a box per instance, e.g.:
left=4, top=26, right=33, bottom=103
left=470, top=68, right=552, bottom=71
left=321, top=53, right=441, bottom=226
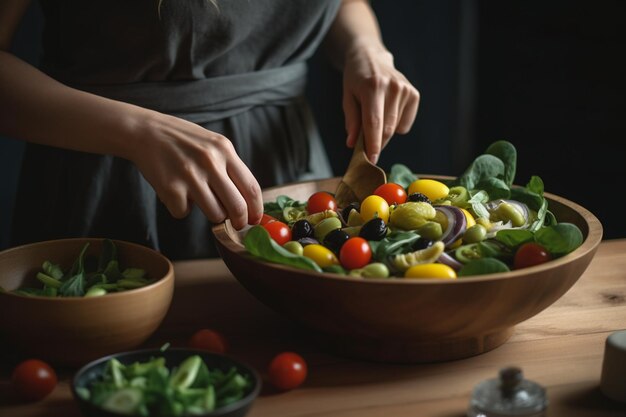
left=72, top=348, right=261, bottom=417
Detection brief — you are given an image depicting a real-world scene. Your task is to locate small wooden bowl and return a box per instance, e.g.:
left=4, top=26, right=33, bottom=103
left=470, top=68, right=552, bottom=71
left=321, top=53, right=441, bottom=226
left=0, top=238, right=174, bottom=367
left=213, top=177, right=603, bottom=363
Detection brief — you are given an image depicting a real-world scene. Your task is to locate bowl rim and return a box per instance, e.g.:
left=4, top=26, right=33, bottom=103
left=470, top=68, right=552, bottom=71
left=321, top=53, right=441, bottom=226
left=71, top=347, right=262, bottom=417
left=212, top=176, right=604, bottom=285
left=0, top=237, right=174, bottom=300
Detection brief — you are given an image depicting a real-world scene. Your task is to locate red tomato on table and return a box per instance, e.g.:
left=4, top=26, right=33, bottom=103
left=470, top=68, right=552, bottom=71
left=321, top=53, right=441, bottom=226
left=268, top=352, right=308, bottom=391
left=189, top=328, right=229, bottom=354
left=11, top=359, right=57, bottom=401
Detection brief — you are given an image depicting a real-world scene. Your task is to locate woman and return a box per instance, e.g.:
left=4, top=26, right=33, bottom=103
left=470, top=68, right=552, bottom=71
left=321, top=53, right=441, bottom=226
left=0, top=0, right=419, bottom=259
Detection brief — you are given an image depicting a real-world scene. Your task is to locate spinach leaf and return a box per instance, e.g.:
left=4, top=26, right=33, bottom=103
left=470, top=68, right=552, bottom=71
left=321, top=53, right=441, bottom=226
left=263, top=195, right=306, bottom=222
left=97, top=239, right=118, bottom=272
left=388, top=164, right=417, bottom=189
left=458, top=258, right=510, bottom=277
left=535, top=223, right=583, bottom=257
left=243, top=225, right=322, bottom=272
left=526, top=175, right=544, bottom=195
left=454, top=154, right=506, bottom=191
left=476, top=177, right=510, bottom=200
left=495, top=229, right=535, bottom=249
left=485, top=140, right=517, bottom=187
left=370, top=231, right=420, bottom=262
left=59, top=242, right=89, bottom=297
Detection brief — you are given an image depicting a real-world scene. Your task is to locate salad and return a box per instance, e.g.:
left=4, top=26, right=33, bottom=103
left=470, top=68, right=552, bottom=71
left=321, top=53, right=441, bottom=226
left=243, top=140, right=583, bottom=279
left=75, top=351, right=253, bottom=416
left=8, top=239, right=154, bottom=297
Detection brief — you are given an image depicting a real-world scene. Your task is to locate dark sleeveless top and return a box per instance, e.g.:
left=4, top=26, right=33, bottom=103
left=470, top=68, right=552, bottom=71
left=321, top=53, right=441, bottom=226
left=11, top=0, right=340, bottom=259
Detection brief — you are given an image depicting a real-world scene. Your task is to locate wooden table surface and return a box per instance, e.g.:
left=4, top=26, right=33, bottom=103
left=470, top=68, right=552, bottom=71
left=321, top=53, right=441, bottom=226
left=2, top=239, right=625, bottom=417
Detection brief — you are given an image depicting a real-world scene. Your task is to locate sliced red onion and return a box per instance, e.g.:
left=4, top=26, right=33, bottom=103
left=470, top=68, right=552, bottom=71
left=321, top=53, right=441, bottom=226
left=438, top=251, right=463, bottom=271
left=435, top=205, right=467, bottom=248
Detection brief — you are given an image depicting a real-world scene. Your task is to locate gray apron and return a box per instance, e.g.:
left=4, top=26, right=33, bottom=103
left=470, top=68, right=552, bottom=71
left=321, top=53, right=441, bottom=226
left=11, top=0, right=339, bottom=259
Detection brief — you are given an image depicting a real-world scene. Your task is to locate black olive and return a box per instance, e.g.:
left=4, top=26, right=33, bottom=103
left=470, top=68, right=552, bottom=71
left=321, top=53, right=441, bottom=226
left=340, top=202, right=361, bottom=224
left=323, top=229, right=351, bottom=253
left=359, top=218, right=388, bottom=241
left=407, top=193, right=432, bottom=204
left=297, top=237, right=319, bottom=247
left=291, top=219, right=314, bottom=241
left=412, top=237, right=434, bottom=250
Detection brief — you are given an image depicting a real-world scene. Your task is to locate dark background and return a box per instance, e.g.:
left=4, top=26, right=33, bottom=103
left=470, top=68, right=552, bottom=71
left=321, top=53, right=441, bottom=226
left=2, top=0, right=625, bottom=250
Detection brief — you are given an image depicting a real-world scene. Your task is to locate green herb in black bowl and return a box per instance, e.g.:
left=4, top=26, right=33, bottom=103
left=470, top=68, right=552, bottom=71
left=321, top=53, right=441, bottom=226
left=72, top=348, right=261, bottom=417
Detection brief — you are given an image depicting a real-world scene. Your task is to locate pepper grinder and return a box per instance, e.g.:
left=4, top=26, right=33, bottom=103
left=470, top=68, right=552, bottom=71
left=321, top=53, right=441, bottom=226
left=467, top=366, right=548, bottom=417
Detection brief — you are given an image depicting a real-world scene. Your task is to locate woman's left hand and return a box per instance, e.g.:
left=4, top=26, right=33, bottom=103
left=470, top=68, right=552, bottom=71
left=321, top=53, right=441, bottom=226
left=342, top=43, right=420, bottom=164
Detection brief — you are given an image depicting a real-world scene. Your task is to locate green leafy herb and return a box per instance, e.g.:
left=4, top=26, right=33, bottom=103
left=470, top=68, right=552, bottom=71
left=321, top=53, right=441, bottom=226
left=243, top=226, right=322, bottom=272
left=387, top=164, right=418, bottom=189
left=458, top=258, right=511, bottom=277
left=11, top=239, right=151, bottom=298
left=535, top=223, right=583, bottom=257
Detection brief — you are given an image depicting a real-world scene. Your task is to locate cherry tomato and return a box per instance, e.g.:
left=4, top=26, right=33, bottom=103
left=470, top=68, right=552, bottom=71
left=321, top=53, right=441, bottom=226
left=307, top=191, right=337, bottom=214
left=189, top=328, right=229, bottom=354
left=513, top=242, right=552, bottom=269
left=374, top=183, right=407, bottom=206
left=404, top=263, right=457, bottom=279
left=262, top=220, right=292, bottom=246
left=268, top=352, right=307, bottom=391
left=408, top=179, right=449, bottom=202
left=260, top=213, right=278, bottom=225
left=11, top=359, right=57, bottom=402
left=360, top=195, right=390, bottom=223
left=339, top=237, right=372, bottom=270
left=302, top=244, right=339, bottom=268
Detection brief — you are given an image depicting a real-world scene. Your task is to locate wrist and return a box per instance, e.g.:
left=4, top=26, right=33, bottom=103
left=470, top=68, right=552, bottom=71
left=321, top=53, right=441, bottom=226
left=344, top=37, right=394, bottom=67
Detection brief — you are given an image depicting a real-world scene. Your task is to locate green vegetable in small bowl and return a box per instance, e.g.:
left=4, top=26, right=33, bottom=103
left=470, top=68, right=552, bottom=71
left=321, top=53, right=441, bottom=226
left=12, top=239, right=153, bottom=298
left=72, top=348, right=261, bottom=417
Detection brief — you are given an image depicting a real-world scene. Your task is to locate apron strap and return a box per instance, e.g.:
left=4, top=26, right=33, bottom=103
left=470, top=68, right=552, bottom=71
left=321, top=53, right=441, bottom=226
left=70, top=62, right=308, bottom=124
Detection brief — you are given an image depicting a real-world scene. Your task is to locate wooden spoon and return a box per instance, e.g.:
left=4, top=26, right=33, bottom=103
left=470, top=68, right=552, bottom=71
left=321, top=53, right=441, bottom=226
left=334, top=132, right=387, bottom=208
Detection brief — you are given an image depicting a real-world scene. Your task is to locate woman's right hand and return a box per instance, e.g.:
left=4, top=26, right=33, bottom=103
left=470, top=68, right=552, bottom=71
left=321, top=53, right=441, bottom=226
left=129, top=112, right=263, bottom=230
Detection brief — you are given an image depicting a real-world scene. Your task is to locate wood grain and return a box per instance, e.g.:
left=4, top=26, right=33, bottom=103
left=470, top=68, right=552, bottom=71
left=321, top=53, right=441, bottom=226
left=1, top=240, right=624, bottom=417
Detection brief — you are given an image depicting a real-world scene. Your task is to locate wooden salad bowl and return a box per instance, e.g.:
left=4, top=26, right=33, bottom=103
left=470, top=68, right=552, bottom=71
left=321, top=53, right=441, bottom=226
left=212, top=177, right=603, bottom=363
left=0, top=238, right=174, bottom=367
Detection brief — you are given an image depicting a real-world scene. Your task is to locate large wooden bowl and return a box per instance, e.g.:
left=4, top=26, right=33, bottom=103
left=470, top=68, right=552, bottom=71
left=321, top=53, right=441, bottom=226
left=213, top=177, right=603, bottom=363
left=0, top=238, right=174, bottom=367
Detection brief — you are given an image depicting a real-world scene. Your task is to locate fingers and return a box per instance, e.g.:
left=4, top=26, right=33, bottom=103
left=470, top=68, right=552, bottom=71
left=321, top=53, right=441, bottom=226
left=343, top=89, right=361, bottom=148
left=227, top=158, right=264, bottom=226
left=199, top=138, right=263, bottom=230
left=396, top=84, right=420, bottom=134
left=360, top=81, right=385, bottom=164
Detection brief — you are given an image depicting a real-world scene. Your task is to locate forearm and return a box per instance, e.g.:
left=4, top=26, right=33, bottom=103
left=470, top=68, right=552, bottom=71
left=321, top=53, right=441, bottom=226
left=323, top=0, right=391, bottom=71
left=0, top=50, right=153, bottom=160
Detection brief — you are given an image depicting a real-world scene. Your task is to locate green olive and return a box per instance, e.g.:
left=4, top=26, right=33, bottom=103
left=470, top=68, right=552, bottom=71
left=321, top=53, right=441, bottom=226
left=417, top=221, right=443, bottom=241
left=283, top=241, right=304, bottom=256
left=463, top=224, right=487, bottom=243
left=85, top=287, right=107, bottom=297
left=348, top=262, right=390, bottom=278
left=314, top=217, right=342, bottom=242
left=362, top=263, right=390, bottom=278
left=495, top=202, right=526, bottom=227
